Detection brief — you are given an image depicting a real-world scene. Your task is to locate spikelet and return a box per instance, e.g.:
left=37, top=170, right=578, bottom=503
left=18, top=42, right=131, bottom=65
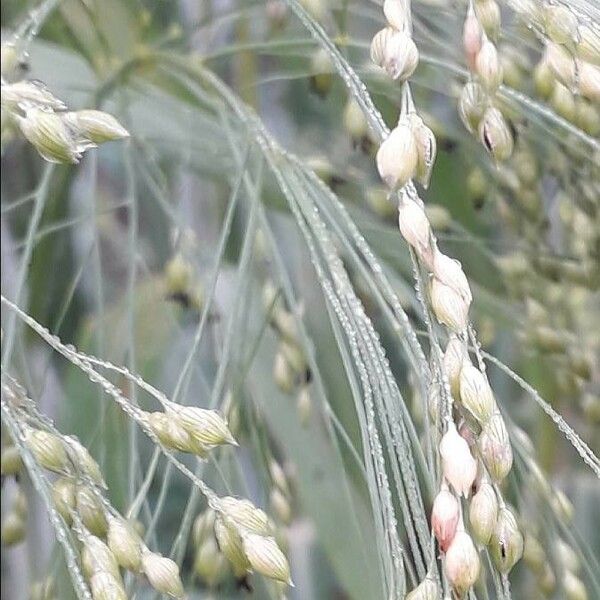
left=107, top=516, right=143, bottom=572
left=141, top=551, right=185, bottom=598
left=242, top=533, right=293, bottom=585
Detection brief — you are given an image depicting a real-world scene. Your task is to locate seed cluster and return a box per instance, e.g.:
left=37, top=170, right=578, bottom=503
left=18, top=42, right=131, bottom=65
left=459, top=0, right=514, bottom=161
left=1, top=42, right=129, bottom=164
left=368, top=1, right=530, bottom=596
left=2, top=366, right=293, bottom=597
left=265, top=279, right=314, bottom=426
left=191, top=495, right=293, bottom=592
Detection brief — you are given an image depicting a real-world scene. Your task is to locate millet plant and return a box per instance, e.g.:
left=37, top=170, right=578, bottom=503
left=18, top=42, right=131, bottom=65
left=1, top=0, right=599, bottom=599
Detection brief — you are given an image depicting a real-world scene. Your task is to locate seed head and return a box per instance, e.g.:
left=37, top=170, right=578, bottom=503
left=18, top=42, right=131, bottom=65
left=82, top=535, right=120, bottom=580
left=280, top=339, right=306, bottom=374
left=405, top=576, right=439, bottom=600
left=24, top=428, right=69, bottom=474
left=431, top=485, right=459, bottom=552
left=476, top=40, right=503, bottom=91
left=297, top=385, right=313, bottom=426
left=214, top=517, right=250, bottom=576
left=534, top=58, right=555, bottom=98
left=219, top=496, right=271, bottom=535
left=89, top=572, right=127, bottom=600
left=430, top=278, right=470, bottom=333
left=445, top=529, right=480, bottom=596
left=76, top=486, right=108, bottom=537
left=269, top=460, right=290, bottom=496
left=65, top=110, right=129, bottom=143
left=107, top=516, right=143, bottom=572
left=479, top=107, right=513, bottom=161
left=146, top=411, right=204, bottom=455
left=370, top=28, right=419, bottom=81
left=475, top=0, right=501, bottom=39
left=141, top=551, right=185, bottom=598
left=193, top=536, right=227, bottom=588
left=523, top=531, right=545, bottom=573
left=1, top=445, right=23, bottom=476
left=193, top=509, right=216, bottom=547
left=577, top=25, right=600, bottom=66
left=463, top=10, right=483, bottom=70
left=243, top=533, right=292, bottom=585
left=479, top=413, right=513, bottom=481
left=397, top=197, right=433, bottom=267
left=343, top=97, right=368, bottom=142
left=1, top=512, right=25, bottom=546
left=468, top=479, right=498, bottom=544
left=545, top=42, right=576, bottom=88
left=459, top=82, right=487, bottom=133
left=459, top=360, right=496, bottom=423
left=443, top=335, right=467, bottom=400
left=551, top=82, right=576, bottom=121
left=1, top=80, right=67, bottom=111
left=382, top=0, right=407, bottom=31
left=273, top=352, right=295, bottom=393
left=433, top=250, right=472, bottom=305
left=578, top=61, right=600, bottom=103
left=52, top=477, right=76, bottom=525
left=270, top=488, right=292, bottom=525
left=439, top=422, right=477, bottom=497
left=310, top=48, right=333, bottom=98
left=272, top=307, right=299, bottom=344
left=172, top=405, right=237, bottom=447
left=408, top=114, right=437, bottom=189
left=64, top=436, right=106, bottom=488
left=490, top=506, right=523, bottom=573
left=552, top=489, right=574, bottom=523
left=544, top=4, right=579, bottom=46
left=165, top=254, right=192, bottom=294
left=376, top=121, right=418, bottom=190
left=18, top=107, right=90, bottom=164
left=0, top=43, right=21, bottom=81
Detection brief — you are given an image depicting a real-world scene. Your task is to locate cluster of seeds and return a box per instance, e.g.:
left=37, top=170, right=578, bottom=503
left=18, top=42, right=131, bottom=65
left=455, top=6, right=599, bottom=428
left=2, top=347, right=293, bottom=598
left=459, top=0, right=514, bottom=162
left=265, top=280, right=313, bottom=426
left=192, top=495, right=292, bottom=593
left=192, top=508, right=229, bottom=589
left=370, top=1, right=419, bottom=84
left=432, top=342, right=523, bottom=591
left=522, top=3, right=600, bottom=122
left=0, top=418, right=181, bottom=600
left=17, top=420, right=185, bottom=599
left=1, top=42, right=128, bottom=164
left=367, top=1, right=531, bottom=596
left=145, top=402, right=237, bottom=458
left=81, top=521, right=185, bottom=600
left=514, top=429, right=590, bottom=599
